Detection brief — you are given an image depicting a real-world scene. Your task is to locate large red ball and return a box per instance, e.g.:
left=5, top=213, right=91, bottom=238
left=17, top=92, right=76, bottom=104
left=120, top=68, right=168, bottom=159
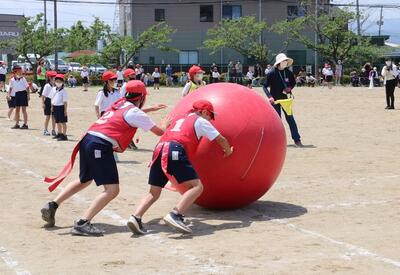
left=168, top=83, right=286, bottom=209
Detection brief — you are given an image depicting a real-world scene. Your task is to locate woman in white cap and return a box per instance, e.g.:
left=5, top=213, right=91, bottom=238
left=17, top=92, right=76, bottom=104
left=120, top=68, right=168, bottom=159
left=262, top=53, right=303, bottom=147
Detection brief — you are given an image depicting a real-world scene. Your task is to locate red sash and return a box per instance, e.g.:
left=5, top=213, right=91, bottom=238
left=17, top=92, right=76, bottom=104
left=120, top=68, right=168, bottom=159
left=44, top=141, right=81, bottom=192
left=149, top=142, right=180, bottom=192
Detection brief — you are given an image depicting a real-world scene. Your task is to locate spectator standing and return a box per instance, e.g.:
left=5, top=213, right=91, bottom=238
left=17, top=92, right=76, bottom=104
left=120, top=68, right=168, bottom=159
left=262, top=53, right=303, bottom=147
left=228, top=61, right=234, bottom=83
left=381, top=59, right=398, bottom=110
left=335, top=60, right=343, bottom=86
left=211, top=67, right=220, bottom=83
left=322, top=63, right=334, bottom=89
left=235, top=61, right=243, bottom=84
left=0, top=61, right=7, bottom=92
left=165, top=64, right=173, bottom=86
left=80, top=65, right=89, bottom=92
left=37, top=59, right=47, bottom=97
left=152, top=67, right=161, bottom=90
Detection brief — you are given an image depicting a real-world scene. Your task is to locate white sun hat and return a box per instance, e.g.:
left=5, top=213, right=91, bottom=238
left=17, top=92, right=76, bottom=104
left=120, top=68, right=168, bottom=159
left=274, top=53, right=294, bottom=67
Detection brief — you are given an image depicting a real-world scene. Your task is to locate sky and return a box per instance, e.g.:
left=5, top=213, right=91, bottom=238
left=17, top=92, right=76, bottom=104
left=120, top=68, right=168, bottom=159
left=1, top=0, right=399, bottom=43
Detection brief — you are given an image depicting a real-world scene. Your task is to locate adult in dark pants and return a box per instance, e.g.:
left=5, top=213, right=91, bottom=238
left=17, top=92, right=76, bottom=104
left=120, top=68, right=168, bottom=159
left=262, top=53, right=303, bottom=147
left=381, top=59, right=398, bottom=110
left=37, top=59, right=47, bottom=97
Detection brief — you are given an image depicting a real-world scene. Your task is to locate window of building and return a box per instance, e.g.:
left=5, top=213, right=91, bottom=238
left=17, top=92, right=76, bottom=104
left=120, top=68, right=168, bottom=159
left=200, top=5, right=213, bottom=22
left=149, top=56, right=155, bottom=65
left=222, top=5, right=242, bottom=19
left=155, top=9, right=165, bottom=22
left=287, top=5, right=307, bottom=21
left=179, top=51, right=198, bottom=65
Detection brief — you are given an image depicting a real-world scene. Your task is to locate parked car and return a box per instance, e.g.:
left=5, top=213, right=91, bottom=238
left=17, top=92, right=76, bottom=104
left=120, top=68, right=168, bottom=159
left=48, top=59, right=69, bottom=74
left=68, top=62, right=82, bottom=72
left=88, top=64, right=107, bottom=75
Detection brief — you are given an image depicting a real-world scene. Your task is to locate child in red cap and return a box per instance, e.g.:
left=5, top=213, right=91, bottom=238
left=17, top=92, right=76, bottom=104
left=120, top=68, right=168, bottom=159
left=181, top=65, right=206, bottom=97
left=42, top=71, right=57, bottom=136
left=9, top=65, right=30, bottom=129
left=128, top=99, right=233, bottom=234
left=41, top=80, right=168, bottom=237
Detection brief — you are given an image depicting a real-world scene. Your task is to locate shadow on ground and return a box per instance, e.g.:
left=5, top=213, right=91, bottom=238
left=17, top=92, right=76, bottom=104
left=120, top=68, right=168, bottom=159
left=133, top=200, right=308, bottom=239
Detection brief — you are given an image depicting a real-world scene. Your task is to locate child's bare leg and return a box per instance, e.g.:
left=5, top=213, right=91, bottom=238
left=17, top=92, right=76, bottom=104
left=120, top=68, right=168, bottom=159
left=44, top=115, right=50, bottom=130
left=51, top=115, right=55, bottom=131
left=62, top=123, right=67, bottom=135
left=134, top=185, right=162, bottom=218
left=81, top=184, right=119, bottom=221
left=8, top=108, right=14, bottom=120
left=57, top=123, right=62, bottom=134
left=54, top=179, right=92, bottom=205
left=14, top=107, right=20, bottom=124
left=174, top=179, right=203, bottom=215
left=21, top=106, right=28, bottom=124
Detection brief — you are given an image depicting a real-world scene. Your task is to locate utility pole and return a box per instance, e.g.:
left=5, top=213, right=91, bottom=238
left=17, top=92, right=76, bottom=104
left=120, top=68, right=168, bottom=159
left=54, top=0, right=58, bottom=71
left=220, top=0, right=223, bottom=70
left=44, top=0, right=47, bottom=33
left=378, top=5, right=383, bottom=36
left=356, top=0, right=361, bottom=35
left=314, top=0, right=318, bottom=80
left=259, top=0, right=262, bottom=43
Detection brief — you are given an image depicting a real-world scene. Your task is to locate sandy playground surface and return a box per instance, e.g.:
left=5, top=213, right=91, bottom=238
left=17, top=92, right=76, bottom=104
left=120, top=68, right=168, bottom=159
left=0, top=85, right=399, bottom=274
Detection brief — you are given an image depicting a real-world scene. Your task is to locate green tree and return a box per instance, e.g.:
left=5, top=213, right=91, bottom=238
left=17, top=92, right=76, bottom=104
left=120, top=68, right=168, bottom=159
left=0, top=13, right=64, bottom=80
left=203, top=16, right=273, bottom=65
left=64, top=17, right=111, bottom=52
left=101, top=22, right=175, bottom=68
left=273, top=8, right=385, bottom=65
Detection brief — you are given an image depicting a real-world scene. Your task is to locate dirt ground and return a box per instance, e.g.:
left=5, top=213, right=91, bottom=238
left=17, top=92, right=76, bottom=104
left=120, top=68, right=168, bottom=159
left=0, top=84, right=399, bottom=275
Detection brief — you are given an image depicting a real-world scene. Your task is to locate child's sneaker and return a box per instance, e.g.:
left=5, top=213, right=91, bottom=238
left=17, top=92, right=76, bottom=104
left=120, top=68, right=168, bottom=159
left=53, top=134, right=61, bottom=139
left=127, top=215, right=147, bottom=235
left=71, top=221, right=104, bottom=237
left=11, top=124, right=20, bottom=129
left=43, top=130, right=50, bottom=136
left=57, top=134, right=68, bottom=141
left=51, top=130, right=57, bottom=136
left=40, top=201, right=58, bottom=227
left=163, top=212, right=192, bottom=234
left=20, top=124, right=29, bottom=129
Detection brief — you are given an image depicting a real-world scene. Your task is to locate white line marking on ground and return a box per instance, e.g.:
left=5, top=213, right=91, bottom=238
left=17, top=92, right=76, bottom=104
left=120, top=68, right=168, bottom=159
left=0, top=156, right=229, bottom=274
left=0, top=247, right=31, bottom=275
left=306, top=199, right=397, bottom=210
left=265, top=216, right=400, bottom=269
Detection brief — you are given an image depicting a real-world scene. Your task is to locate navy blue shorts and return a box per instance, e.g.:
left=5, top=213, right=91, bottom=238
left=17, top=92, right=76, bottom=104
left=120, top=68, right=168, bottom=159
left=7, top=96, right=16, bottom=108
left=79, top=134, right=119, bottom=185
left=44, top=97, right=52, bottom=116
left=15, top=90, right=28, bottom=107
left=53, top=105, right=68, bottom=123
left=149, top=142, right=198, bottom=188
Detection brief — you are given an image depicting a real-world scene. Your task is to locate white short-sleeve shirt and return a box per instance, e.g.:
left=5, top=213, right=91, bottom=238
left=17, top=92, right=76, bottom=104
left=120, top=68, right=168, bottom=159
left=152, top=72, right=160, bottom=78
left=0, top=66, right=7, bottom=75
left=117, top=70, right=124, bottom=81
left=51, top=87, right=68, bottom=106
left=42, top=83, right=54, bottom=98
left=123, top=103, right=156, bottom=131
left=191, top=114, right=220, bottom=141
left=81, top=70, right=89, bottom=78
left=120, top=82, right=127, bottom=98
left=95, top=89, right=121, bottom=113
left=9, top=77, right=29, bottom=94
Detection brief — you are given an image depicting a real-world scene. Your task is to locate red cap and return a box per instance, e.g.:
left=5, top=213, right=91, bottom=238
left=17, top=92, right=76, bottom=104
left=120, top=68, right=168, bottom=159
left=102, top=71, right=117, bottom=81
left=46, top=71, right=57, bottom=77
left=192, top=99, right=216, bottom=120
left=188, top=65, right=205, bottom=79
left=123, top=68, right=136, bottom=78
left=55, top=74, right=65, bottom=80
left=12, top=65, right=22, bottom=72
left=125, top=80, right=147, bottom=95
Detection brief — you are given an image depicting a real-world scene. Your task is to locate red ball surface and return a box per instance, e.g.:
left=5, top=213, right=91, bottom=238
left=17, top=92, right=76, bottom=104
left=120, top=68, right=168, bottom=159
left=168, top=83, right=286, bottom=209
